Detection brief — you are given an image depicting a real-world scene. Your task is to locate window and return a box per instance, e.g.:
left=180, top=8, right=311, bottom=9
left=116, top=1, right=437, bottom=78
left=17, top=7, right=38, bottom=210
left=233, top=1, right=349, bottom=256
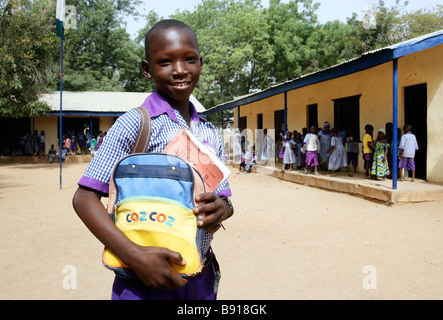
left=274, top=109, right=285, bottom=138
left=239, top=116, right=247, bottom=134
left=307, top=104, right=318, bottom=128
left=333, top=95, right=361, bottom=139
left=257, top=113, right=263, bottom=130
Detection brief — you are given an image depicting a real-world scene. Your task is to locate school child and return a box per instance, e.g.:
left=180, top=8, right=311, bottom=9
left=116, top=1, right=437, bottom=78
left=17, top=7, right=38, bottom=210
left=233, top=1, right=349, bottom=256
left=302, top=125, right=319, bottom=176
left=85, top=129, right=91, bottom=152
left=278, top=131, right=287, bottom=161
left=293, top=132, right=303, bottom=169
left=371, top=129, right=390, bottom=180
left=301, top=127, right=307, bottom=142
left=282, top=131, right=296, bottom=171
left=261, top=128, right=274, bottom=166
left=64, top=135, right=71, bottom=155
left=72, top=20, right=233, bottom=300
left=48, top=144, right=57, bottom=163
left=33, top=130, right=40, bottom=156
left=233, top=128, right=241, bottom=164
left=71, top=132, right=78, bottom=155
left=398, top=124, right=419, bottom=182
left=362, top=124, right=375, bottom=177
left=385, top=122, right=394, bottom=176
left=78, top=131, right=85, bottom=155
left=244, top=147, right=257, bottom=173
left=39, top=130, right=46, bottom=157
left=346, top=131, right=359, bottom=177
left=89, top=136, right=97, bottom=155
left=318, top=121, right=332, bottom=174
left=239, top=146, right=249, bottom=172
left=327, top=128, right=348, bottom=176
left=97, top=131, right=104, bottom=149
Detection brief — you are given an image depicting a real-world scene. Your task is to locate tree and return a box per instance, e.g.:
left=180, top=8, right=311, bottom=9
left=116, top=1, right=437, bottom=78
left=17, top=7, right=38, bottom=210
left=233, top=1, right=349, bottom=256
left=133, top=9, right=163, bottom=94
left=399, top=5, right=443, bottom=39
left=61, top=0, right=142, bottom=92
left=171, top=0, right=274, bottom=110
left=0, top=0, right=59, bottom=118
left=263, top=0, right=320, bottom=83
left=346, top=0, right=410, bottom=54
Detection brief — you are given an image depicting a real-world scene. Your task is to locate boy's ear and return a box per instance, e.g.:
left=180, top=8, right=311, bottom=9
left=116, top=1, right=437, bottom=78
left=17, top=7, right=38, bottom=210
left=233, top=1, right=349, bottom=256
left=141, top=60, right=152, bottom=79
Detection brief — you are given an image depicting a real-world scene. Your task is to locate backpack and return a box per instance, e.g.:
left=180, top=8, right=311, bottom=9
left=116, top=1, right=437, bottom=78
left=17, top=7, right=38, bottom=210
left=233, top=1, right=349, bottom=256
left=102, top=106, right=207, bottom=278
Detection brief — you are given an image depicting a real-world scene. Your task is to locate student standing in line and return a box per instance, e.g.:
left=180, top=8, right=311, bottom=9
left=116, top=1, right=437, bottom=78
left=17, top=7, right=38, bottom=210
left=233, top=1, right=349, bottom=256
left=302, top=125, right=320, bottom=176
left=345, top=131, right=360, bottom=177
left=318, top=121, right=332, bottom=174
left=261, top=128, right=274, bottom=166
left=362, top=124, right=375, bottom=178
left=282, top=131, right=296, bottom=171
left=327, top=127, right=348, bottom=176
left=398, top=124, right=419, bottom=182
left=371, top=129, right=390, bottom=180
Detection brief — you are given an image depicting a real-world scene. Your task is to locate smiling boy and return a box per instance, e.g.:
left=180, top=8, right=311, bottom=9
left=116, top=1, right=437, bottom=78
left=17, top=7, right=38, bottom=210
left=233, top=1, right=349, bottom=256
left=72, top=20, right=233, bottom=300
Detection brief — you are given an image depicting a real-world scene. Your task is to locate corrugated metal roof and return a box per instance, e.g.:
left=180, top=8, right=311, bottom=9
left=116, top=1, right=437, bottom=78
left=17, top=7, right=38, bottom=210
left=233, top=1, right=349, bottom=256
left=39, top=91, right=206, bottom=114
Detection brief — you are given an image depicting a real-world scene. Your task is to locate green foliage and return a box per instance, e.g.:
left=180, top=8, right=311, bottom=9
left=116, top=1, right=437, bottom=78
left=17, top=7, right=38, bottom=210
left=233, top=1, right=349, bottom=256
left=0, top=0, right=58, bottom=117
left=62, top=0, right=143, bottom=92
left=399, top=4, right=443, bottom=39
left=1, top=0, right=441, bottom=119
left=173, top=0, right=275, bottom=108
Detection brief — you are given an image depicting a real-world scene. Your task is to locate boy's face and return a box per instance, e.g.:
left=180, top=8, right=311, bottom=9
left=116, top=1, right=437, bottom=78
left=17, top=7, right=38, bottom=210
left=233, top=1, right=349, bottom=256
left=142, top=28, right=202, bottom=107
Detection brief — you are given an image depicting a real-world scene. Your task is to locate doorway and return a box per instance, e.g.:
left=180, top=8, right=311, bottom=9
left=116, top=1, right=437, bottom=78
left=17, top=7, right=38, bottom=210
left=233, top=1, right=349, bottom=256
left=307, top=103, right=318, bottom=129
left=333, top=95, right=361, bottom=139
left=404, top=83, right=427, bottom=180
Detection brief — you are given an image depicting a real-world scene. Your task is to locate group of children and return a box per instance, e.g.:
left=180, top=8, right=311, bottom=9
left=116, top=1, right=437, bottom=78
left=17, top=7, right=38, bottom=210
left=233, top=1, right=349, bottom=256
left=278, top=121, right=418, bottom=181
left=279, top=121, right=353, bottom=177
left=362, top=123, right=419, bottom=181
left=46, top=129, right=105, bottom=163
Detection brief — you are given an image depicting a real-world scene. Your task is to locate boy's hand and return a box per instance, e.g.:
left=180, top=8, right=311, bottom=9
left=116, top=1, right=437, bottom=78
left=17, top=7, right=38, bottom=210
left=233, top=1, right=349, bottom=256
left=128, top=245, right=188, bottom=290
left=193, top=193, right=232, bottom=232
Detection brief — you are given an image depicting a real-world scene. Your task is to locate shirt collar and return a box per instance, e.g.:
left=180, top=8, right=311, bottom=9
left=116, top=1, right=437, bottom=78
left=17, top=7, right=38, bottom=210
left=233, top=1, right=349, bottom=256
left=141, top=91, right=200, bottom=124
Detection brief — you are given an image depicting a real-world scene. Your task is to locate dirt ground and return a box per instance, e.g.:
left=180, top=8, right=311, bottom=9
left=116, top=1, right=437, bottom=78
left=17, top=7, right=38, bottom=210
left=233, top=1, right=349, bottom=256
left=0, top=161, right=442, bottom=300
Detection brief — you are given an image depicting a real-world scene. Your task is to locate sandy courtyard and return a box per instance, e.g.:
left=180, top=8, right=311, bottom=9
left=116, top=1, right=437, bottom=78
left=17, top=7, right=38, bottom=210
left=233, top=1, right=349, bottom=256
left=0, top=161, right=442, bottom=300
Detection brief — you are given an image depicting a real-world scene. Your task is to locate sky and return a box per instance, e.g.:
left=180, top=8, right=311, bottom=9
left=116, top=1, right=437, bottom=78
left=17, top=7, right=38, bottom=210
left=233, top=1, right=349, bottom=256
left=125, top=0, right=442, bottom=39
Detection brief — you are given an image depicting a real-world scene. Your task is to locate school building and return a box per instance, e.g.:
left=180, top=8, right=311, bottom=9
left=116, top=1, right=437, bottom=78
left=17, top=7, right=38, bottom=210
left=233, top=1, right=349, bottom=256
left=0, top=91, right=205, bottom=157
left=202, top=29, right=443, bottom=185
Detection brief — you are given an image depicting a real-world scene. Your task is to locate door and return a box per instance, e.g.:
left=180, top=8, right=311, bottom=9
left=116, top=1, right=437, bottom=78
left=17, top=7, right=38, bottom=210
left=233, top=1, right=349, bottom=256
left=333, top=95, right=361, bottom=140
left=307, top=103, right=318, bottom=129
left=404, top=83, right=427, bottom=180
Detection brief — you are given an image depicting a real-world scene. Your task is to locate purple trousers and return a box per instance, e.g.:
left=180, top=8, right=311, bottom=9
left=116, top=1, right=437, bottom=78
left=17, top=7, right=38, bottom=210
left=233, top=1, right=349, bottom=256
left=111, top=256, right=219, bottom=300
left=305, top=151, right=319, bottom=167
left=399, top=157, right=416, bottom=170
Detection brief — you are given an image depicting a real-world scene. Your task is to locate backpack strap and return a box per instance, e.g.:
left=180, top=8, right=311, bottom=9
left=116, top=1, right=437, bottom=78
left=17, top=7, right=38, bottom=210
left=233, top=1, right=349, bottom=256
left=132, top=106, right=152, bottom=154
left=107, top=106, right=151, bottom=214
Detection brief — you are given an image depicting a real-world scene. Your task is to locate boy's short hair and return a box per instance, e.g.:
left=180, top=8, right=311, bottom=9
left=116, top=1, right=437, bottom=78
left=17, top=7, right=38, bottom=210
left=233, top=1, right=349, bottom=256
left=365, top=124, right=373, bottom=131
left=144, top=19, right=199, bottom=60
